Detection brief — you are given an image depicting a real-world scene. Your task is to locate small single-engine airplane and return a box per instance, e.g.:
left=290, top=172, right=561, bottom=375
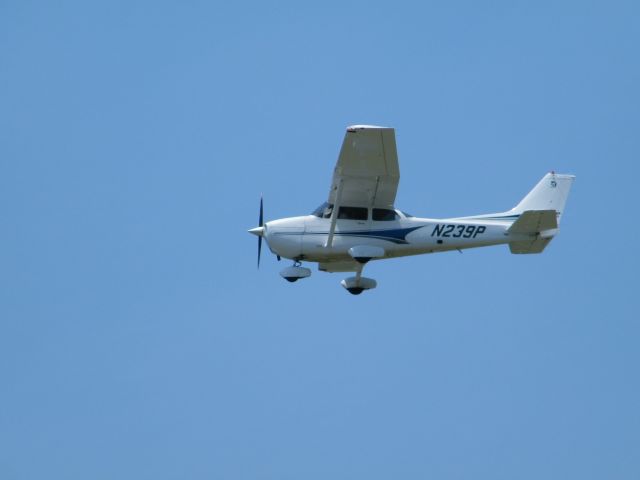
left=249, top=125, right=575, bottom=294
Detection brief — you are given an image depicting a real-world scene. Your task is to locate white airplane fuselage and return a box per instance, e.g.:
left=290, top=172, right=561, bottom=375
left=263, top=212, right=534, bottom=265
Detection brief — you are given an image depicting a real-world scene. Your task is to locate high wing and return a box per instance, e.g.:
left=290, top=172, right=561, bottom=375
left=328, top=125, right=400, bottom=209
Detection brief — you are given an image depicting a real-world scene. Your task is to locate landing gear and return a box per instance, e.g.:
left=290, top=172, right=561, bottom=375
left=341, top=267, right=377, bottom=295
left=337, top=245, right=383, bottom=294
left=346, top=286, right=365, bottom=295
left=348, top=245, right=385, bottom=264
left=279, top=260, right=311, bottom=283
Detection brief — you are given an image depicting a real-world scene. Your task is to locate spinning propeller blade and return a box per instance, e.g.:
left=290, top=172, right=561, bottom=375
left=257, top=196, right=263, bottom=268
left=248, top=196, right=267, bottom=268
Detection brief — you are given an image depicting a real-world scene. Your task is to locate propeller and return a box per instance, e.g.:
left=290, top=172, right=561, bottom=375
left=257, top=195, right=263, bottom=268
left=248, top=196, right=265, bottom=268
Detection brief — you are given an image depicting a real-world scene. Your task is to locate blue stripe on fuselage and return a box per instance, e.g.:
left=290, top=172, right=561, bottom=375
left=275, top=226, right=425, bottom=244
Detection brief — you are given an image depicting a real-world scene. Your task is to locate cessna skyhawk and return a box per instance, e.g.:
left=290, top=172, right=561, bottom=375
left=249, top=125, right=574, bottom=295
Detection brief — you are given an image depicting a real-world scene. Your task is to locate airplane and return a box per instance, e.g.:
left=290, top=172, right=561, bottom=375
left=249, top=125, right=575, bottom=295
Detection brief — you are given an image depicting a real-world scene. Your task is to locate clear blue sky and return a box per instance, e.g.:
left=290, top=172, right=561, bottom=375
left=1, top=1, right=639, bottom=478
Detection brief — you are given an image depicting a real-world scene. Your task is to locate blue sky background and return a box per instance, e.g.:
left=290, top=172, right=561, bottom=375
left=1, top=1, right=639, bottom=478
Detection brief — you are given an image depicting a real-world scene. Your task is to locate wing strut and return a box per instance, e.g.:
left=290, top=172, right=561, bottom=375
left=369, top=176, right=381, bottom=208
left=324, top=179, right=343, bottom=248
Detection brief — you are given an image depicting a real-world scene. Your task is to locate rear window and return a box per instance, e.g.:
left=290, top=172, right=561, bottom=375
left=338, top=206, right=368, bottom=220
left=372, top=208, right=399, bottom=221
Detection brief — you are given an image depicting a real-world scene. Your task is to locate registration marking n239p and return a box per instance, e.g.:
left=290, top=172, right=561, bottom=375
left=431, top=224, right=486, bottom=238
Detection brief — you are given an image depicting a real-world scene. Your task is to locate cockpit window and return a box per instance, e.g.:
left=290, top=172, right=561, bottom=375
left=338, top=206, right=368, bottom=220
left=312, top=202, right=333, bottom=218
left=400, top=210, right=414, bottom=218
left=372, top=208, right=399, bottom=221
left=313, top=204, right=369, bottom=220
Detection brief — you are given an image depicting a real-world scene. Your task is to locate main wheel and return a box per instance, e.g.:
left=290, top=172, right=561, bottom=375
left=346, top=287, right=364, bottom=295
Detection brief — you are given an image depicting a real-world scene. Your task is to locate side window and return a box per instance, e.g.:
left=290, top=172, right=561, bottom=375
left=372, top=208, right=399, bottom=221
left=338, top=206, right=368, bottom=220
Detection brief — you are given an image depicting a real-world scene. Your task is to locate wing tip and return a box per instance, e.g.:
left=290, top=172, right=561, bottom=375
left=347, top=124, right=391, bottom=132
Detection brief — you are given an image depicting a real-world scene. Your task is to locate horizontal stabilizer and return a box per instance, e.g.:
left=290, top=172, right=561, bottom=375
left=508, top=210, right=557, bottom=234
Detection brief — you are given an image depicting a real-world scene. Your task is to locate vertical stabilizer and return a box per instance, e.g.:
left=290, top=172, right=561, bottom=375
left=510, top=172, right=575, bottom=223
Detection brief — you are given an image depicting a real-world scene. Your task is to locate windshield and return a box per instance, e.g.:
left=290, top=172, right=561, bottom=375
left=311, top=202, right=333, bottom=218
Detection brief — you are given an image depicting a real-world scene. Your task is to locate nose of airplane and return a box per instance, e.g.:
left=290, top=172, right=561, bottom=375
left=248, top=226, right=265, bottom=237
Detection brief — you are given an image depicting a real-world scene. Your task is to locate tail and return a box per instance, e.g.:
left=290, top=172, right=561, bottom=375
left=510, top=172, right=575, bottom=222
left=507, top=172, right=575, bottom=254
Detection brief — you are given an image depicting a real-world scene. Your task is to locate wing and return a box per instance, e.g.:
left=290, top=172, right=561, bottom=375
left=328, top=125, right=400, bottom=209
